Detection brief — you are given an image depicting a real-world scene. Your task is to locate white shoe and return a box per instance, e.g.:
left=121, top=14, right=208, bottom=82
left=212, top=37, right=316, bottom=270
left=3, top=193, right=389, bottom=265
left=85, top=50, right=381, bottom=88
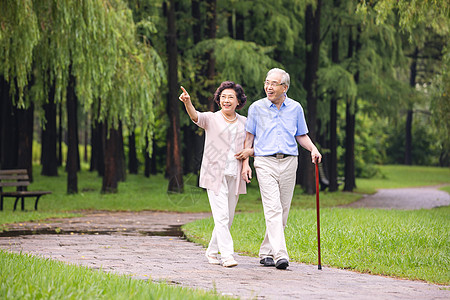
left=206, top=255, right=220, bottom=265
left=222, top=256, right=238, bottom=268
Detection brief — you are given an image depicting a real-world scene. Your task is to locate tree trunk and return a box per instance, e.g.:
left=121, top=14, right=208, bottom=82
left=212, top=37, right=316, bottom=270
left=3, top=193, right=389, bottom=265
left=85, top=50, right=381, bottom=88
left=301, top=0, right=322, bottom=195
left=76, top=113, right=81, bottom=172
left=190, top=0, right=207, bottom=181
left=405, top=47, right=419, bottom=165
left=90, top=121, right=98, bottom=172
left=0, top=78, right=19, bottom=170
left=344, top=99, right=356, bottom=191
left=84, top=116, right=89, bottom=163
left=166, top=0, right=184, bottom=193
left=17, top=103, right=34, bottom=181
left=90, top=112, right=105, bottom=176
left=144, top=135, right=158, bottom=177
left=182, top=125, right=194, bottom=174
left=235, top=11, right=245, bottom=40
left=191, top=0, right=202, bottom=44
left=205, top=0, right=217, bottom=112
left=102, top=123, right=121, bottom=193
left=41, top=82, right=58, bottom=176
left=405, top=109, right=413, bottom=165
left=329, top=10, right=340, bottom=192
left=227, top=9, right=244, bottom=40
left=128, top=130, right=138, bottom=174
left=329, top=95, right=338, bottom=191
left=97, top=122, right=105, bottom=177
left=227, top=12, right=234, bottom=39
left=66, top=73, right=78, bottom=194
left=343, top=27, right=360, bottom=192
left=144, top=136, right=151, bottom=177
left=116, top=122, right=126, bottom=182
left=57, top=101, right=63, bottom=166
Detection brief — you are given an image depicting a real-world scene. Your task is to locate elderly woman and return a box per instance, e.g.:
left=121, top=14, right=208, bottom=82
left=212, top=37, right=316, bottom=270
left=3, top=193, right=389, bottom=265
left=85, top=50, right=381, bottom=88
left=179, top=81, right=252, bottom=267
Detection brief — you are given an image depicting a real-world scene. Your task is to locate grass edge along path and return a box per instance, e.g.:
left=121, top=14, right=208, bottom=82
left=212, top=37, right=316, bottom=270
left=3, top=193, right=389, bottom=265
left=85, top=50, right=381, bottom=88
left=183, top=206, right=450, bottom=285
left=0, top=250, right=229, bottom=300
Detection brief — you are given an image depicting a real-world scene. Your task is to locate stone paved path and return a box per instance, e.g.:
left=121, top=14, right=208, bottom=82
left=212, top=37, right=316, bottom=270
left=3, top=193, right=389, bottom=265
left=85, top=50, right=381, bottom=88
left=1, top=187, right=450, bottom=299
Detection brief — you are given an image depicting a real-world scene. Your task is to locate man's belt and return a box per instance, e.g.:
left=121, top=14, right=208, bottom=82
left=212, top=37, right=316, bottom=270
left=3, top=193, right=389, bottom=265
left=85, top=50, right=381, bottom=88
left=269, top=153, right=296, bottom=159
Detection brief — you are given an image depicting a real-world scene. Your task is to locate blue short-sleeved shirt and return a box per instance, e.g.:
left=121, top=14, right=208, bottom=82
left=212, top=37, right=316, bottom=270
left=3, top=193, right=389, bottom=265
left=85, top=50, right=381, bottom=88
left=245, top=96, right=308, bottom=156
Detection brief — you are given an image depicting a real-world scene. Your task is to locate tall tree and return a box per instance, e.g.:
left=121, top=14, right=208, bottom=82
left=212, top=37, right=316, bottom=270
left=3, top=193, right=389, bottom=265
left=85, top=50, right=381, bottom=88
left=328, top=0, right=340, bottom=191
left=189, top=0, right=205, bottom=179
left=302, top=0, right=322, bottom=194
left=166, top=0, right=184, bottom=193
left=66, top=72, right=78, bottom=194
left=0, top=78, right=18, bottom=170
left=343, top=27, right=360, bottom=192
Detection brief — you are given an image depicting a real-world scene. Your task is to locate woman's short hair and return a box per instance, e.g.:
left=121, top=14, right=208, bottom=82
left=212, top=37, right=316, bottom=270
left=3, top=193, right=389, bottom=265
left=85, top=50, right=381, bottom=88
left=213, top=81, right=247, bottom=110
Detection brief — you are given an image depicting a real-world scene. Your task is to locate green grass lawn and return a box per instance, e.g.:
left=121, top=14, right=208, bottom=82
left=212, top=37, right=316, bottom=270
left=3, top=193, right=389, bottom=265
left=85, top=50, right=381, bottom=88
left=0, top=251, right=228, bottom=300
left=355, top=165, right=450, bottom=194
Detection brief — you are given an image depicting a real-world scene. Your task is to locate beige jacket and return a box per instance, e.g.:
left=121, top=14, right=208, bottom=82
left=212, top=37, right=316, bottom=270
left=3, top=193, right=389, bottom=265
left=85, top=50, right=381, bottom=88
left=195, top=111, right=247, bottom=195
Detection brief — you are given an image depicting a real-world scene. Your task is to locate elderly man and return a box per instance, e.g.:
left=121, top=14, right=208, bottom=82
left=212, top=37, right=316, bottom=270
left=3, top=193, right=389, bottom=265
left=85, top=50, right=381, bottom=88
left=241, top=68, right=322, bottom=270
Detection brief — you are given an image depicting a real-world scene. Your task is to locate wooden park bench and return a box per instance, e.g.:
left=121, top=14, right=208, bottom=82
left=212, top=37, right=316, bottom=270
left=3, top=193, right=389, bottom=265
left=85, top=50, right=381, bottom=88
left=0, top=169, right=52, bottom=211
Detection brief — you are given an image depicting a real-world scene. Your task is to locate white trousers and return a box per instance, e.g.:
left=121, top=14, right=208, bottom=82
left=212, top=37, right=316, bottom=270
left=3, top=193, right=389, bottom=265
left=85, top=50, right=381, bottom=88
left=206, top=175, right=239, bottom=259
left=254, top=156, right=298, bottom=262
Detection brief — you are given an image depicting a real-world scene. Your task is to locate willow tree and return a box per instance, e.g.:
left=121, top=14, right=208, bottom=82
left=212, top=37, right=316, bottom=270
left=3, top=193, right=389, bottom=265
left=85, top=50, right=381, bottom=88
left=0, top=0, right=40, bottom=175
left=0, top=0, right=164, bottom=193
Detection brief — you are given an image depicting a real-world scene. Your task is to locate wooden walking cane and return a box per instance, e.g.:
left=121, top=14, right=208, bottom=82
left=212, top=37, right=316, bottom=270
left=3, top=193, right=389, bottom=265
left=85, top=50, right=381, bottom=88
left=315, top=160, right=322, bottom=270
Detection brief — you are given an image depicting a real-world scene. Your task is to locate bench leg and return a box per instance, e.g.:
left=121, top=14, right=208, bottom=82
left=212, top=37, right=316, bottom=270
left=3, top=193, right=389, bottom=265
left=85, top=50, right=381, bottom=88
left=0, top=195, right=3, bottom=211
left=13, top=197, right=20, bottom=211
left=13, top=197, right=25, bottom=211
left=34, top=195, right=42, bottom=210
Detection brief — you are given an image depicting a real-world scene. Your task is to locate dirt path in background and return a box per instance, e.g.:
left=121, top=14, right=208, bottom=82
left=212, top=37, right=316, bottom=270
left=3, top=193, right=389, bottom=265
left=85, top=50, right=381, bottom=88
left=343, top=185, right=450, bottom=209
left=1, top=187, right=449, bottom=299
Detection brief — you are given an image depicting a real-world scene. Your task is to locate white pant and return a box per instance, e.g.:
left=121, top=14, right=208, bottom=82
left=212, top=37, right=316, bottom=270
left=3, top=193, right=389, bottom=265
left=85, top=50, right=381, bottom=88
left=254, top=156, right=298, bottom=262
left=206, top=175, right=239, bottom=259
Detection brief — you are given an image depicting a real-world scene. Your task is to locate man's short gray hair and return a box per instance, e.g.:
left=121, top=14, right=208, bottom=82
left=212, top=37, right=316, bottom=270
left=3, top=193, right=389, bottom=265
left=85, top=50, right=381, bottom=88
left=266, top=68, right=290, bottom=91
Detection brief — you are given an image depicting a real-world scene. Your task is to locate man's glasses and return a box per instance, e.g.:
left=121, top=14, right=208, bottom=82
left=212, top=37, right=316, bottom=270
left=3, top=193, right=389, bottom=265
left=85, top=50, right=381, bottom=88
left=264, top=80, right=284, bottom=87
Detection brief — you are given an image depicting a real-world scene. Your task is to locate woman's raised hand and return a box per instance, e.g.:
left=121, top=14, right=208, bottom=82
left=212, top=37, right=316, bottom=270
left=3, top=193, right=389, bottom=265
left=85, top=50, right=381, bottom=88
left=179, top=86, right=198, bottom=122
left=179, top=86, right=191, bottom=103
